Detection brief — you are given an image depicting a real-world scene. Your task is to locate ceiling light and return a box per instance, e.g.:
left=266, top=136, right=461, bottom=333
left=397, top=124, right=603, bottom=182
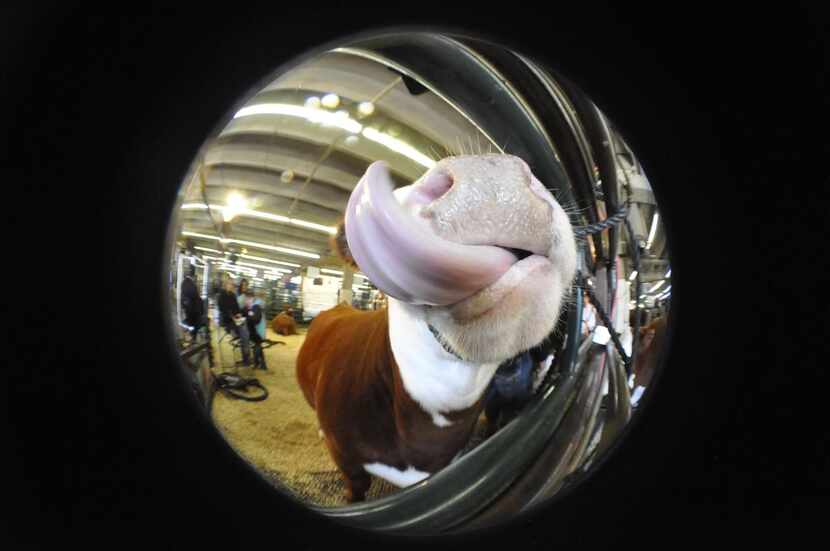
left=220, top=266, right=257, bottom=276
left=361, top=127, right=435, bottom=169
left=321, top=93, right=340, bottom=109
left=238, top=253, right=300, bottom=268
left=181, top=203, right=336, bottom=235
left=280, top=170, right=294, bottom=184
left=234, top=103, right=360, bottom=133
left=223, top=192, right=248, bottom=222
left=234, top=259, right=292, bottom=273
left=344, top=135, right=360, bottom=146
left=649, top=280, right=665, bottom=293
left=194, top=246, right=222, bottom=255
left=304, top=96, right=321, bottom=109
left=287, top=218, right=337, bottom=235
left=229, top=238, right=319, bottom=259
left=182, top=231, right=320, bottom=259
left=646, top=212, right=659, bottom=250
left=226, top=192, right=246, bottom=210
left=321, top=268, right=344, bottom=275
left=357, top=101, right=375, bottom=117
left=233, top=104, right=433, bottom=167
left=628, top=270, right=638, bottom=281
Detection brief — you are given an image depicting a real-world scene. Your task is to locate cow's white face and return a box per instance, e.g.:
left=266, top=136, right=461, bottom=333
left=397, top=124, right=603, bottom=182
left=345, top=154, right=577, bottom=364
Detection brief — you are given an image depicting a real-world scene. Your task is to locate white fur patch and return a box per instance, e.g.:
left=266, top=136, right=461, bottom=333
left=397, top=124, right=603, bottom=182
left=432, top=412, right=453, bottom=427
left=363, top=462, right=431, bottom=487
left=388, top=299, right=500, bottom=423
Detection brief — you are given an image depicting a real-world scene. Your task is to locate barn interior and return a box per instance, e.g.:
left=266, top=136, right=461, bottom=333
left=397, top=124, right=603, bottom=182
left=168, top=35, right=671, bottom=511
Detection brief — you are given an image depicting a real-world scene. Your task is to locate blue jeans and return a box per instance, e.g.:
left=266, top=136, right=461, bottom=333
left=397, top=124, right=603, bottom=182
left=225, top=321, right=251, bottom=364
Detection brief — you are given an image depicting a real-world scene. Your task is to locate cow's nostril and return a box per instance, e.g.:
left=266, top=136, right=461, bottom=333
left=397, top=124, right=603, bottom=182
left=420, top=169, right=454, bottom=202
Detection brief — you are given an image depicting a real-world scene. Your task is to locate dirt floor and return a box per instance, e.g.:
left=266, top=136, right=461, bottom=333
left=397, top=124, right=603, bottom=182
left=208, top=325, right=489, bottom=508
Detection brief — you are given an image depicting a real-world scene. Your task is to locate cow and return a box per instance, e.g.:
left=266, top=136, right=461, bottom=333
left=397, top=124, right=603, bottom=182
left=272, top=307, right=298, bottom=336
left=296, top=154, right=577, bottom=502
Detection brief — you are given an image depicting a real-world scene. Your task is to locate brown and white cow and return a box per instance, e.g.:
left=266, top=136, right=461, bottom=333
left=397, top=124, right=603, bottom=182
left=296, top=154, right=577, bottom=502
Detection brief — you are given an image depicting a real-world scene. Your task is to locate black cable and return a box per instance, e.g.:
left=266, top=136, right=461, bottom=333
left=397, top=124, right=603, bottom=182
left=572, top=198, right=630, bottom=238
left=214, top=373, right=269, bottom=402
left=578, top=273, right=632, bottom=374
left=571, top=195, right=635, bottom=376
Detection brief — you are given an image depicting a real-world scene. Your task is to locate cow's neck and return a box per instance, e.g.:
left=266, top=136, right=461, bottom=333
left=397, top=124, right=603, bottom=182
left=387, top=298, right=500, bottom=427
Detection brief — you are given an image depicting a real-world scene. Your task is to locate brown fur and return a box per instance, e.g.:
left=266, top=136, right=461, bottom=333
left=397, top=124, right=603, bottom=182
left=272, top=312, right=297, bottom=336
left=633, top=316, right=667, bottom=388
left=296, top=303, right=484, bottom=502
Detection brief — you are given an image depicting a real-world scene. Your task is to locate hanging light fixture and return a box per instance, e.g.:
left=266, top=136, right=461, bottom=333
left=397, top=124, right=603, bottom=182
left=223, top=192, right=247, bottom=222
left=357, top=101, right=375, bottom=117
left=321, top=93, right=340, bottom=109
left=645, top=212, right=659, bottom=250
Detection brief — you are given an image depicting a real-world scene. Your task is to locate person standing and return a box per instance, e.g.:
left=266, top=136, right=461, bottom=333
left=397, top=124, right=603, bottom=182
left=242, top=290, right=267, bottom=370
left=217, top=277, right=252, bottom=366
left=237, top=278, right=249, bottom=309
left=581, top=292, right=598, bottom=336
left=180, top=263, right=205, bottom=339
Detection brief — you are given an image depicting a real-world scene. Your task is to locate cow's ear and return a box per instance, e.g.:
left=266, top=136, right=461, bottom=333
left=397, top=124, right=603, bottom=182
left=330, top=218, right=359, bottom=270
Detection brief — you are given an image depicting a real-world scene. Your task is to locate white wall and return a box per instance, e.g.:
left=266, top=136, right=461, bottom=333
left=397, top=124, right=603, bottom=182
left=301, top=274, right=341, bottom=317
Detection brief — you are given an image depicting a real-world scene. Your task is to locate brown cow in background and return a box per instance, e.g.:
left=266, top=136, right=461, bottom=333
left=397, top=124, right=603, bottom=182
left=272, top=307, right=298, bottom=336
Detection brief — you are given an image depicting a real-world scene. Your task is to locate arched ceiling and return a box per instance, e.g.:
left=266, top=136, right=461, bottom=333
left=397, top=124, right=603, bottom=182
left=177, top=50, right=486, bottom=276
left=174, top=47, right=669, bottom=303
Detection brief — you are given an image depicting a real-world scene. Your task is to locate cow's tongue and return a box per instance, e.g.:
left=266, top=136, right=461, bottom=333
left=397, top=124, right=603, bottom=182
left=345, top=161, right=517, bottom=306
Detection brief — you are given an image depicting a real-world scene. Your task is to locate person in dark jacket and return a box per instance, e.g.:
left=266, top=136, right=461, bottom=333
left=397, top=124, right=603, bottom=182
left=180, top=264, right=205, bottom=338
left=217, top=277, right=251, bottom=366
left=242, top=290, right=267, bottom=369
left=483, top=351, right=535, bottom=437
